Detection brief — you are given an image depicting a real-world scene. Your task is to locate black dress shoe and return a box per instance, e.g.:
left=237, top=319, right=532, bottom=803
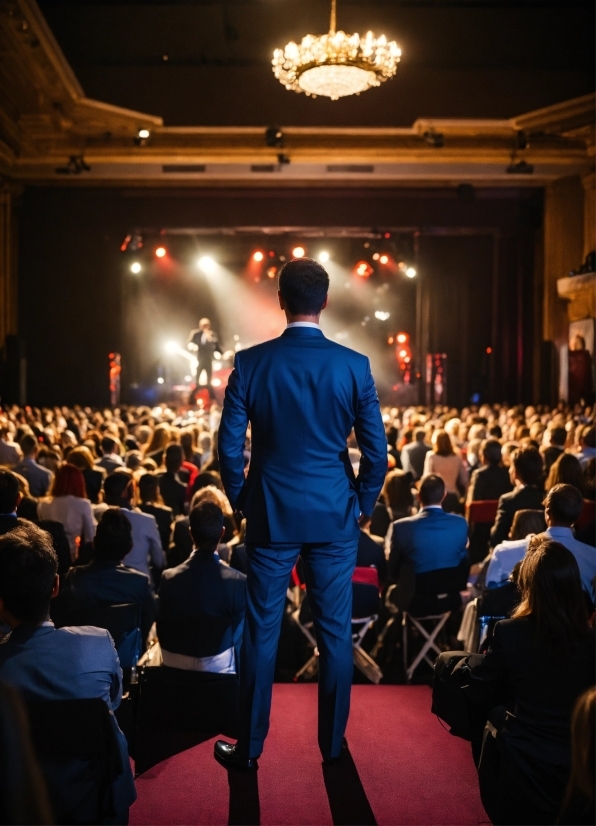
left=323, top=737, right=349, bottom=765
left=214, top=740, right=259, bottom=770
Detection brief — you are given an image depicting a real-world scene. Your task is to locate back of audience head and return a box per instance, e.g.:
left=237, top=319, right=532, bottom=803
left=67, top=445, right=95, bottom=471
left=100, top=435, right=118, bottom=456
left=432, top=430, right=454, bottom=456
left=543, top=483, right=584, bottom=527
left=545, top=452, right=585, bottom=494
left=103, top=469, right=134, bottom=505
left=165, top=443, right=183, bottom=473
left=512, top=445, right=543, bottom=487
left=509, top=508, right=546, bottom=541
left=278, top=257, right=329, bottom=316
left=382, top=470, right=414, bottom=513
left=50, top=463, right=87, bottom=499
left=0, top=471, right=20, bottom=515
left=0, top=524, right=58, bottom=627
left=581, top=425, right=595, bottom=450
left=93, top=509, right=133, bottom=562
left=19, top=434, right=38, bottom=458
left=191, top=470, right=223, bottom=497
left=513, top=539, right=589, bottom=647
left=413, top=428, right=426, bottom=443
left=480, top=438, right=502, bottom=467
left=189, top=501, right=225, bottom=553
left=138, top=472, right=163, bottom=505
left=125, top=450, right=143, bottom=471
left=419, top=474, right=446, bottom=507
left=548, top=425, right=567, bottom=448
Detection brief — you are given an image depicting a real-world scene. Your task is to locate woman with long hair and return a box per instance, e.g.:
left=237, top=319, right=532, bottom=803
left=467, top=540, right=595, bottom=825
left=370, top=469, right=414, bottom=537
left=545, top=452, right=586, bottom=496
left=67, top=445, right=106, bottom=504
left=423, top=429, right=468, bottom=512
left=38, top=463, right=95, bottom=560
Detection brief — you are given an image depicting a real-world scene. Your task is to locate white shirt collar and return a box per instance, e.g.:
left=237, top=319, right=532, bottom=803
left=286, top=322, right=320, bottom=329
left=422, top=505, right=443, bottom=510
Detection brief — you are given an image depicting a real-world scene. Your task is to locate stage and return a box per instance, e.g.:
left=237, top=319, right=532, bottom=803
left=130, top=684, right=488, bottom=826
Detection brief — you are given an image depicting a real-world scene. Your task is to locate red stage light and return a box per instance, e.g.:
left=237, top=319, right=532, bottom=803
left=384, top=232, right=391, bottom=238
left=292, top=246, right=305, bottom=258
left=379, top=254, right=389, bottom=265
left=486, top=346, right=492, bottom=354
left=397, top=333, right=408, bottom=344
left=399, top=349, right=408, bottom=358
left=155, top=246, right=167, bottom=258
left=253, top=251, right=264, bottom=262
left=372, top=253, right=380, bottom=261
left=355, top=260, right=373, bottom=278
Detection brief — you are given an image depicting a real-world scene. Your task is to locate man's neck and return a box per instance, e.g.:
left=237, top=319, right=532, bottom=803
left=285, top=313, right=321, bottom=325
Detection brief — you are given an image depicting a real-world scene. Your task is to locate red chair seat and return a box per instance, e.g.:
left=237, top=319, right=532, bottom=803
left=467, top=499, right=499, bottom=525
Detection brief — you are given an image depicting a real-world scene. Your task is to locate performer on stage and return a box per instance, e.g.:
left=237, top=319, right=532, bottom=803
left=187, top=318, right=221, bottom=400
left=215, top=258, right=387, bottom=769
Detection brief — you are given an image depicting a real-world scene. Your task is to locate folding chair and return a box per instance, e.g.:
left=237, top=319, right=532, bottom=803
left=466, top=499, right=499, bottom=564
left=401, top=561, right=469, bottom=682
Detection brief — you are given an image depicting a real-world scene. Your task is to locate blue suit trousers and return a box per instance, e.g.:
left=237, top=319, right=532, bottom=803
left=239, top=539, right=358, bottom=759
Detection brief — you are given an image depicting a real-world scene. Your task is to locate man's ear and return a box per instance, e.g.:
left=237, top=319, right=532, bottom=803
left=278, top=291, right=286, bottom=311
left=321, top=295, right=329, bottom=311
left=51, top=574, right=60, bottom=599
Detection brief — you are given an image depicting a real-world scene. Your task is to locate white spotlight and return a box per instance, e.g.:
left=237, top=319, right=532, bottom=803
left=374, top=311, right=391, bottom=321
left=130, top=262, right=142, bottom=274
left=198, top=256, right=217, bottom=274
left=138, top=129, right=150, bottom=139
left=165, top=341, right=177, bottom=353
left=405, top=267, right=417, bottom=278
left=318, top=251, right=330, bottom=263
left=157, top=377, right=165, bottom=384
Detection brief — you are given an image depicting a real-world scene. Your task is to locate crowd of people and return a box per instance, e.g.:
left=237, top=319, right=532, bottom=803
left=0, top=398, right=594, bottom=823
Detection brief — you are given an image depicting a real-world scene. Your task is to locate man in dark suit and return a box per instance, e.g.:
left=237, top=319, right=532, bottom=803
left=400, top=429, right=431, bottom=481
left=188, top=317, right=221, bottom=400
left=12, top=434, right=52, bottom=497
left=158, top=444, right=187, bottom=516
left=157, top=501, right=246, bottom=671
left=490, top=446, right=544, bottom=548
left=541, top=426, right=566, bottom=474
left=215, top=258, right=387, bottom=768
left=62, top=508, right=157, bottom=655
left=0, top=470, right=20, bottom=536
left=389, top=474, right=469, bottom=579
left=467, top=439, right=513, bottom=502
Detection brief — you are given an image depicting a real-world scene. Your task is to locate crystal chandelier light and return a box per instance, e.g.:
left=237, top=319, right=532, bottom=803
left=272, top=0, right=401, bottom=100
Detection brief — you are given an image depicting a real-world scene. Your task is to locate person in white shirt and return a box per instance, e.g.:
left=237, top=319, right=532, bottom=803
left=0, top=425, right=22, bottom=467
left=37, top=463, right=95, bottom=561
left=485, top=508, right=546, bottom=588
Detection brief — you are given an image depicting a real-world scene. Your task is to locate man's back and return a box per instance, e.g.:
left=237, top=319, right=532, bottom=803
left=219, top=327, right=387, bottom=544
left=389, top=508, right=468, bottom=576
left=490, top=486, right=544, bottom=547
left=12, top=457, right=52, bottom=497
left=401, top=440, right=431, bottom=480
left=468, top=464, right=512, bottom=501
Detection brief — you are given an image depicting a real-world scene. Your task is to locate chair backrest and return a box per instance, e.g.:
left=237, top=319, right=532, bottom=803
left=466, top=500, right=499, bottom=525
left=25, top=697, right=122, bottom=824
left=352, top=582, right=381, bottom=619
left=576, top=498, right=595, bottom=530
left=413, top=559, right=470, bottom=596
left=156, top=614, right=234, bottom=659
left=53, top=601, right=140, bottom=639
left=352, top=566, right=380, bottom=590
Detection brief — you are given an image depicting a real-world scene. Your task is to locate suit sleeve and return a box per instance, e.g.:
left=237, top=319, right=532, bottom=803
left=148, top=517, right=166, bottom=568
left=490, top=496, right=511, bottom=548
left=462, top=622, right=510, bottom=710
left=353, top=359, right=387, bottom=517
left=218, top=353, right=249, bottom=510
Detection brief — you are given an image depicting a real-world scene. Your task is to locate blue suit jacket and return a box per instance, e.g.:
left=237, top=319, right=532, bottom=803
left=219, top=326, right=387, bottom=544
left=389, top=507, right=469, bottom=578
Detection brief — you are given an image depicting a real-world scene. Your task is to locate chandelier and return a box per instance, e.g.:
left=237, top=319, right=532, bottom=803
left=272, top=0, right=401, bottom=100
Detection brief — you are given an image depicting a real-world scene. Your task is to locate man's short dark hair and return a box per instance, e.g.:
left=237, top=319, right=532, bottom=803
left=582, top=426, right=595, bottom=449
left=103, top=470, right=133, bottom=502
left=165, top=444, right=183, bottom=473
left=0, top=471, right=20, bottom=514
left=419, top=474, right=445, bottom=506
left=549, top=427, right=567, bottom=448
left=189, top=501, right=224, bottom=550
left=544, top=483, right=583, bottom=526
left=19, top=434, right=38, bottom=456
left=278, top=258, right=329, bottom=316
left=94, top=508, right=133, bottom=562
left=101, top=435, right=117, bottom=455
left=0, top=524, right=57, bottom=624
left=414, top=428, right=426, bottom=442
left=513, top=446, right=543, bottom=487
left=481, top=439, right=502, bottom=466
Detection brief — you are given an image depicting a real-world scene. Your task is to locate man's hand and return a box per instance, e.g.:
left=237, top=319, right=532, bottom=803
left=358, top=514, right=372, bottom=529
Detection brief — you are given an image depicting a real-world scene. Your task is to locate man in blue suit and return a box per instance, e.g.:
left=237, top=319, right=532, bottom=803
left=215, top=258, right=387, bottom=768
left=389, top=474, right=469, bottom=579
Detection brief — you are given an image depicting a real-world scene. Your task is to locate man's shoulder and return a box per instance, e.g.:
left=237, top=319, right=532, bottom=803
left=239, top=334, right=368, bottom=364
left=124, top=508, right=156, bottom=526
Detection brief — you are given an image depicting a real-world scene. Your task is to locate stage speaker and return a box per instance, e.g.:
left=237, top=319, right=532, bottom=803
left=2, top=335, right=27, bottom=405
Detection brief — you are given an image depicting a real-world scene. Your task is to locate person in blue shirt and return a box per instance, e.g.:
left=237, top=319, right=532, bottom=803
left=215, top=257, right=387, bottom=769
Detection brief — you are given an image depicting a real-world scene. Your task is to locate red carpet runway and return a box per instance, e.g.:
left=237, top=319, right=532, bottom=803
left=130, top=684, right=489, bottom=825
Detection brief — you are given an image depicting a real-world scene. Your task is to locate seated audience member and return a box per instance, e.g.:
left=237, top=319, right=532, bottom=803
left=389, top=474, right=468, bottom=580
left=169, top=486, right=236, bottom=568
left=12, top=435, right=52, bottom=498
left=542, top=483, right=596, bottom=604
left=400, top=428, right=431, bottom=482
left=158, top=444, right=187, bottom=516
left=490, top=446, right=544, bottom=548
left=0, top=470, right=21, bottom=536
left=189, top=470, right=224, bottom=498
left=542, top=425, right=567, bottom=474
left=102, top=471, right=165, bottom=578
left=466, top=439, right=512, bottom=503
left=37, top=463, right=95, bottom=561
left=356, top=517, right=388, bottom=588
left=124, top=450, right=143, bottom=473
left=181, top=429, right=202, bottom=470
left=143, top=423, right=170, bottom=467
left=582, top=457, right=595, bottom=501
left=157, top=501, right=246, bottom=672
left=485, top=509, right=546, bottom=588
left=138, top=472, right=173, bottom=552
left=545, top=452, right=586, bottom=495
left=0, top=425, right=22, bottom=467
left=385, top=425, right=402, bottom=469
left=370, top=469, right=414, bottom=538
left=67, top=446, right=106, bottom=504
left=0, top=524, right=136, bottom=822
left=96, top=436, right=124, bottom=474
left=63, top=509, right=157, bottom=652
left=559, top=687, right=595, bottom=826
left=576, top=425, right=596, bottom=470
left=423, top=430, right=468, bottom=512
left=436, top=540, right=594, bottom=826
